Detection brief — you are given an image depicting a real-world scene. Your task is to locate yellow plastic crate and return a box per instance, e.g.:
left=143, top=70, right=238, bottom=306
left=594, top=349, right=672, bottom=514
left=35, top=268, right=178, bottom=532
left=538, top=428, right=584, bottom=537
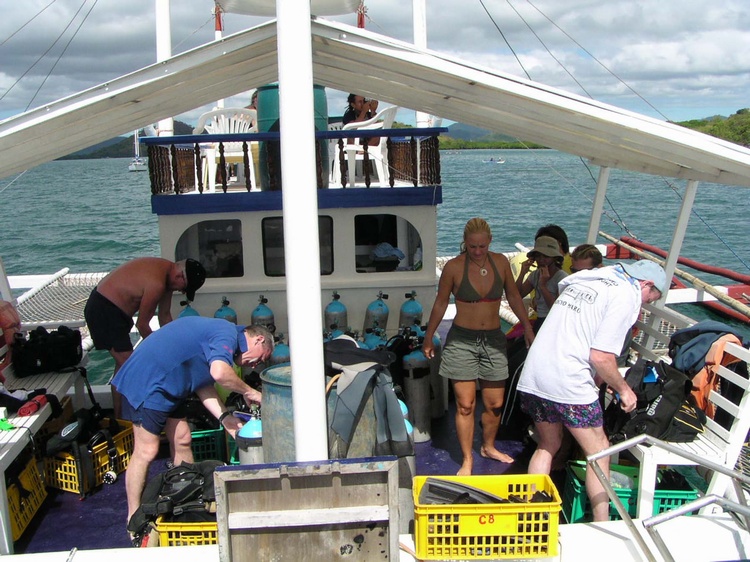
left=413, top=474, right=561, bottom=560
left=7, top=454, right=47, bottom=542
left=155, top=516, right=217, bottom=546
left=44, top=419, right=134, bottom=494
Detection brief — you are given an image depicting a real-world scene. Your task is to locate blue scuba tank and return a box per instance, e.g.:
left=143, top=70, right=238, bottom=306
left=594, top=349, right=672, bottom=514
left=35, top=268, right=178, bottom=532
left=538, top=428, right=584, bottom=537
left=270, top=333, right=291, bottom=365
left=324, top=291, right=348, bottom=333
left=214, top=296, right=237, bottom=324
left=251, top=295, right=275, bottom=332
left=178, top=299, right=200, bottom=318
left=362, top=325, right=387, bottom=349
left=399, top=291, right=423, bottom=329
left=363, top=291, right=389, bottom=335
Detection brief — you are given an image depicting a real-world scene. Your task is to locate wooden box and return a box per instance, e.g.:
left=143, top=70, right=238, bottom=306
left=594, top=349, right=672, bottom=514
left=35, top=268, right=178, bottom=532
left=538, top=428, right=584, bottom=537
left=214, top=457, right=399, bottom=561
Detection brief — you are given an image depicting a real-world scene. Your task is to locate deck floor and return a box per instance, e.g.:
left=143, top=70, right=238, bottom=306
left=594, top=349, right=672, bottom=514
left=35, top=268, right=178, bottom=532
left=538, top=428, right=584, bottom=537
left=16, top=391, right=536, bottom=554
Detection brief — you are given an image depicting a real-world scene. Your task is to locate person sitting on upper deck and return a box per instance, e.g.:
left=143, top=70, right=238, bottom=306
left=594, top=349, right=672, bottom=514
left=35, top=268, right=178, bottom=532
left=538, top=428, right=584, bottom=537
left=422, top=218, right=534, bottom=476
left=516, top=236, right=568, bottom=332
left=343, top=93, right=380, bottom=146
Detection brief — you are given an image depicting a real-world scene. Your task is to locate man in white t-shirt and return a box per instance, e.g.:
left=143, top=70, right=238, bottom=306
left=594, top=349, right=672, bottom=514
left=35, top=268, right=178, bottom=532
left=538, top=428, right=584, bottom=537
left=517, top=260, right=667, bottom=521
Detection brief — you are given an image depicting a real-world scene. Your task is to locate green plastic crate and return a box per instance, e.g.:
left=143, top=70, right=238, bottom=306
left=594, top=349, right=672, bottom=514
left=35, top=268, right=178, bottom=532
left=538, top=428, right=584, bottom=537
left=226, top=435, right=238, bottom=465
left=191, top=428, right=226, bottom=462
left=562, top=461, right=698, bottom=523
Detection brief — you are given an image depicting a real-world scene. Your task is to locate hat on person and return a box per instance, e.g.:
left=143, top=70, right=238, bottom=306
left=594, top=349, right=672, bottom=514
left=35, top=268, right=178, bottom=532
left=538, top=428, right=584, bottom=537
left=528, top=236, right=563, bottom=259
left=619, top=260, right=668, bottom=295
left=185, top=259, right=207, bottom=301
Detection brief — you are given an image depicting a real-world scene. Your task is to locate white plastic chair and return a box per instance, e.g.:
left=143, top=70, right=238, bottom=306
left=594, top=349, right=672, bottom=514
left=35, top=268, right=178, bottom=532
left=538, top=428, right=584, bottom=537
left=627, top=341, right=750, bottom=518
left=335, top=106, right=398, bottom=187
left=193, top=108, right=257, bottom=191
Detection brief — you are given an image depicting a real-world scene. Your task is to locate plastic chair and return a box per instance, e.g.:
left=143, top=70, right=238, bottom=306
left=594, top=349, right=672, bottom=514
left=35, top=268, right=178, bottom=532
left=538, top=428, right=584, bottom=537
left=626, top=341, right=750, bottom=518
left=193, top=108, right=257, bottom=191
left=334, top=106, right=398, bottom=187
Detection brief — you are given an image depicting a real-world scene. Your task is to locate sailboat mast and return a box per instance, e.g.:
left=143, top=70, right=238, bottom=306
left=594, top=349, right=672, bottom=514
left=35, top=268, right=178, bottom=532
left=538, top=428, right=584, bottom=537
left=133, top=130, right=140, bottom=159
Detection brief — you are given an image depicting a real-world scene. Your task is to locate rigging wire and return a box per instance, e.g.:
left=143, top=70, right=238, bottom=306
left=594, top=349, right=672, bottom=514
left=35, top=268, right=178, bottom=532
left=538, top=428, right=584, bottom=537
left=477, top=0, right=530, bottom=80
left=0, top=0, right=92, bottom=104
left=0, top=170, right=28, bottom=195
left=660, top=178, right=750, bottom=272
left=503, top=0, right=591, bottom=97
left=478, top=0, right=636, bottom=237
left=25, top=0, right=100, bottom=112
left=173, top=15, right=215, bottom=52
left=0, top=0, right=58, bottom=47
left=523, top=0, right=671, bottom=121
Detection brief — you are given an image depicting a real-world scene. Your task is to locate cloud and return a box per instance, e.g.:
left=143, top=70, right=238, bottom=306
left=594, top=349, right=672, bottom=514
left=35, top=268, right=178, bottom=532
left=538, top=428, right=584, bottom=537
left=1, top=0, right=748, bottom=123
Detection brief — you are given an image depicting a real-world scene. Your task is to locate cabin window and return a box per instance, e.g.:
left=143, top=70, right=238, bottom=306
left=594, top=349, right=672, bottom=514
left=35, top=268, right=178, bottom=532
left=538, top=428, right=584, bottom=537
left=354, top=214, right=422, bottom=273
left=262, top=216, right=334, bottom=277
left=175, top=219, right=244, bottom=278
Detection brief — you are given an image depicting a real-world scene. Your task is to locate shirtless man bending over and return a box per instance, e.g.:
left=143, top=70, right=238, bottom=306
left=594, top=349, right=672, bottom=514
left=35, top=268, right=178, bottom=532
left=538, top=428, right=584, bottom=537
left=84, top=257, right=206, bottom=416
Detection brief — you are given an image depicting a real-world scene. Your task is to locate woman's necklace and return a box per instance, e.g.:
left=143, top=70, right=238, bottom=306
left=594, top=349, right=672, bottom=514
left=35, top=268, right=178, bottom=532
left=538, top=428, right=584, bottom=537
left=470, top=256, right=489, bottom=276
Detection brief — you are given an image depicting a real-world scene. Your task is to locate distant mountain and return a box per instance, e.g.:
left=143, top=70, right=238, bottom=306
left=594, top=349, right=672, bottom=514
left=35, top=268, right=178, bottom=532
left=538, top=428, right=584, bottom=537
left=60, top=120, right=194, bottom=159
left=445, top=123, right=516, bottom=142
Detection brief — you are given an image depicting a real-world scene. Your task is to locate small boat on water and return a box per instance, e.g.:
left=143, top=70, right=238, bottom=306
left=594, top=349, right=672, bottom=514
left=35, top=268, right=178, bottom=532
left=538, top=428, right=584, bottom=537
left=482, top=157, right=505, bottom=164
left=128, top=130, right=147, bottom=172
left=2, top=0, right=750, bottom=559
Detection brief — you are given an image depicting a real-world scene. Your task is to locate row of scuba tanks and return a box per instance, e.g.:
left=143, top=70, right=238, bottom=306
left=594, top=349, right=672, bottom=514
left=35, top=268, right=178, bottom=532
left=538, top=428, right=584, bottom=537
left=183, top=291, right=441, bottom=444
left=178, top=290, right=440, bottom=367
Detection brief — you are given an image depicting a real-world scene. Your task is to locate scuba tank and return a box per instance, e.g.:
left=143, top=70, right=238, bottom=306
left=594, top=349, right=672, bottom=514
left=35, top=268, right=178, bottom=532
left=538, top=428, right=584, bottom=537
left=270, top=333, right=291, bottom=365
left=214, top=296, right=237, bottom=324
left=362, top=324, right=387, bottom=349
left=324, top=291, right=348, bottom=334
left=178, top=300, right=200, bottom=318
left=399, top=291, right=423, bottom=329
left=363, top=291, right=389, bottom=335
left=251, top=295, right=275, bottom=332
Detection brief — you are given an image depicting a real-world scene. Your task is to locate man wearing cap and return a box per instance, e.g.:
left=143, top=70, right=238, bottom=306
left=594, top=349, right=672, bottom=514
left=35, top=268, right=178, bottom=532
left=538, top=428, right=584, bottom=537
left=517, top=259, right=668, bottom=521
left=84, top=257, right=207, bottom=416
left=115, top=318, right=273, bottom=538
left=516, top=235, right=569, bottom=332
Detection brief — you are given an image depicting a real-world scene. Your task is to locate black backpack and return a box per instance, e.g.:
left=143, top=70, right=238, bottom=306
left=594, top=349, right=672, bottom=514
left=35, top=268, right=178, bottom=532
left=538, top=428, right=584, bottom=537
left=603, top=359, right=705, bottom=444
left=127, top=460, right=223, bottom=542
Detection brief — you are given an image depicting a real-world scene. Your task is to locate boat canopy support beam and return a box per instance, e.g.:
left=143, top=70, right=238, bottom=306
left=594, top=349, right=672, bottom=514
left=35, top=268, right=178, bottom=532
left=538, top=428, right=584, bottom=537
left=587, top=165, right=610, bottom=244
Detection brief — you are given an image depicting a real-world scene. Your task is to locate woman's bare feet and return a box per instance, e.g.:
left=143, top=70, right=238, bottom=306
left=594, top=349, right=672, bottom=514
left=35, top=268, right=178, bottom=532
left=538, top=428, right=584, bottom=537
left=480, top=445, right=514, bottom=464
left=457, top=458, right=473, bottom=476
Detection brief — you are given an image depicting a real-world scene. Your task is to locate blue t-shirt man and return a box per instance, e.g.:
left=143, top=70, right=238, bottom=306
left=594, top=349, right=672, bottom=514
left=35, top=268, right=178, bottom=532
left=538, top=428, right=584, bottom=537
left=116, top=316, right=273, bottom=532
left=113, top=316, right=249, bottom=414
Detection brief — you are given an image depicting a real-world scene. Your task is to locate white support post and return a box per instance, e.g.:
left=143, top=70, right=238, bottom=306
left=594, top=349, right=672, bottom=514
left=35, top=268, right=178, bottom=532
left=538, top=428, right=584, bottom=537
left=664, top=179, right=698, bottom=285
left=644, top=179, right=699, bottom=350
left=276, top=2, right=328, bottom=462
left=587, top=166, right=610, bottom=243
left=413, top=0, right=429, bottom=129
left=155, top=0, right=174, bottom=136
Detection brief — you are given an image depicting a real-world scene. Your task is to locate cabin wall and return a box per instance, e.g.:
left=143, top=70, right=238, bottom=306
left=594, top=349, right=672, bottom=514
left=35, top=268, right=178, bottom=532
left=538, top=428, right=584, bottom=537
left=157, top=203, right=438, bottom=339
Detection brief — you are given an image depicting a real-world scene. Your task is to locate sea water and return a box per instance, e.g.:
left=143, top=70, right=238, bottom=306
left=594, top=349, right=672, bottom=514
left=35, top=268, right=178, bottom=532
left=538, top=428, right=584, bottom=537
left=2, top=150, right=749, bottom=383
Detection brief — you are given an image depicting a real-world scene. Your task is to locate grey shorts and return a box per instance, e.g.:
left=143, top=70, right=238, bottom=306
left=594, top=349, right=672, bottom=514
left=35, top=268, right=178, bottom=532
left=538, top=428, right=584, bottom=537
left=439, top=324, right=509, bottom=382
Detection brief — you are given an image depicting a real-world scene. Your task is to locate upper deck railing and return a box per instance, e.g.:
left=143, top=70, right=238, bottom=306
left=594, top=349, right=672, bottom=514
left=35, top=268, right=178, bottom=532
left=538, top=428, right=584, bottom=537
left=142, top=128, right=447, bottom=195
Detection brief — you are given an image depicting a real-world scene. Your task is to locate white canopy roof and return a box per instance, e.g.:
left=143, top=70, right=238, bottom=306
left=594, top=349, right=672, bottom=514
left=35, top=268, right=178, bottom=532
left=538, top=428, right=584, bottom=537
left=1, top=18, right=750, bottom=186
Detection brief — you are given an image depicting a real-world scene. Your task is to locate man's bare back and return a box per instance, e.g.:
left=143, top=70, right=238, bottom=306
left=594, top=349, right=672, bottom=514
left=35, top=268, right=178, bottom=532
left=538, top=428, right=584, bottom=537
left=97, top=258, right=179, bottom=317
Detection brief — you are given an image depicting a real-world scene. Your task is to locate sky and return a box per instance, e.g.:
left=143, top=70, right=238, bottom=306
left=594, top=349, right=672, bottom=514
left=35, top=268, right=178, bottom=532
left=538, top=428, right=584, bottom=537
left=1, top=0, right=749, bottom=127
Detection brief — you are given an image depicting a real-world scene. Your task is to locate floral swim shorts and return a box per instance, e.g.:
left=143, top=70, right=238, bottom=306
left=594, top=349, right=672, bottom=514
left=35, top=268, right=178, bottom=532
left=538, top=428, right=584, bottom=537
left=519, top=392, right=603, bottom=428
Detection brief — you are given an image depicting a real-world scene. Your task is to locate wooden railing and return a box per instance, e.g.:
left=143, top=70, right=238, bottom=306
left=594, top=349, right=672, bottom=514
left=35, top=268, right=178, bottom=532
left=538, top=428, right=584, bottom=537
left=142, top=128, right=446, bottom=195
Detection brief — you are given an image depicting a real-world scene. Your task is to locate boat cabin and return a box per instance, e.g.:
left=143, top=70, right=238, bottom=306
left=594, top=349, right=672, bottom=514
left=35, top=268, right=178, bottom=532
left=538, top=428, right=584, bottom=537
left=144, top=126, right=445, bottom=339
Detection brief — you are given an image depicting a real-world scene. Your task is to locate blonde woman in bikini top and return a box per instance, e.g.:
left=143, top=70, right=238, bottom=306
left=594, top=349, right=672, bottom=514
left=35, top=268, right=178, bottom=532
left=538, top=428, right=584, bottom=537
left=423, top=218, right=534, bottom=475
